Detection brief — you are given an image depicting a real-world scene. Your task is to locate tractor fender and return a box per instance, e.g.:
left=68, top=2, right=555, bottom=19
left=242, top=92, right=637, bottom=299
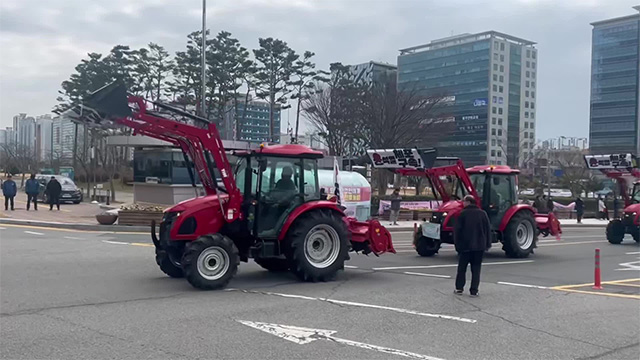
left=498, top=204, right=535, bottom=232
left=277, top=201, right=343, bottom=241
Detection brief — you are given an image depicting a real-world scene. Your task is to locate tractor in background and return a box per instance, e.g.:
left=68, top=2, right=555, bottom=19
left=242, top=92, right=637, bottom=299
left=584, top=154, right=640, bottom=244
left=368, top=148, right=562, bottom=258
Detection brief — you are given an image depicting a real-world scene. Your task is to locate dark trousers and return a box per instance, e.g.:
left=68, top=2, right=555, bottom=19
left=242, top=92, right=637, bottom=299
left=455, top=251, right=484, bottom=294
left=4, top=196, right=14, bottom=210
left=49, top=196, right=60, bottom=210
left=27, top=194, right=38, bottom=210
left=577, top=211, right=583, bottom=223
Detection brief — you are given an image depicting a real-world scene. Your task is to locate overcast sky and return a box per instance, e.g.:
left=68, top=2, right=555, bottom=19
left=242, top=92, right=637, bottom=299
left=0, top=0, right=637, bottom=141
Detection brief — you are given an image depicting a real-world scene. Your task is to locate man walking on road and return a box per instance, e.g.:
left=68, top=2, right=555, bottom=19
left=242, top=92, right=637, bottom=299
left=575, top=197, right=584, bottom=224
left=454, top=195, right=491, bottom=297
left=389, top=188, right=402, bottom=226
left=45, top=176, right=62, bottom=211
left=2, top=175, right=17, bottom=211
left=25, top=174, right=39, bottom=211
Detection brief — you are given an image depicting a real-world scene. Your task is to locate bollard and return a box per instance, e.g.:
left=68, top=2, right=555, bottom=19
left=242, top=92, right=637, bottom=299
left=593, top=248, right=603, bottom=290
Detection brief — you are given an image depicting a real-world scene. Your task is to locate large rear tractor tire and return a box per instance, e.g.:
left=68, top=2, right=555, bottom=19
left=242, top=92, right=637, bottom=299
left=606, top=220, right=625, bottom=244
left=415, top=236, right=440, bottom=257
left=502, top=211, right=537, bottom=258
left=254, top=257, right=290, bottom=272
left=287, top=210, right=349, bottom=282
left=155, top=248, right=184, bottom=278
left=182, top=234, right=239, bottom=290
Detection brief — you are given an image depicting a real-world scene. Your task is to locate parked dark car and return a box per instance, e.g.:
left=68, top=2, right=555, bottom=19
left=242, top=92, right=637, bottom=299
left=35, top=175, right=83, bottom=204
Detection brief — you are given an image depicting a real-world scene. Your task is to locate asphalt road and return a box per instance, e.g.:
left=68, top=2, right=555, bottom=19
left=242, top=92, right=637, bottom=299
left=1, top=224, right=639, bottom=360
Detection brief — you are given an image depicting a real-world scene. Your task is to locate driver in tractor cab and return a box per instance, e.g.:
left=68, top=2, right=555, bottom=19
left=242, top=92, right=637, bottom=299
left=276, top=166, right=296, bottom=191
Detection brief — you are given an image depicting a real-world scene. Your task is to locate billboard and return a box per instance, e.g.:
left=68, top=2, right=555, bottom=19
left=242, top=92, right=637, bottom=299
left=584, top=154, right=637, bottom=170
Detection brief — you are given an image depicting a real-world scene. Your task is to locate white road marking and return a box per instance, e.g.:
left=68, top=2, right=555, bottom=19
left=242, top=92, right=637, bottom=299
left=344, top=265, right=358, bottom=269
left=539, top=239, right=556, bottom=243
left=24, top=231, right=44, bottom=236
left=497, top=281, right=548, bottom=289
left=102, top=240, right=129, bottom=245
left=228, top=289, right=476, bottom=324
left=404, top=272, right=451, bottom=279
left=373, top=260, right=534, bottom=271
left=616, top=258, right=640, bottom=271
left=237, top=320, right=444, bottom=360
left=64, top=236, right=83, bottom=240
left=626, top=251, right=640, bottom=255
left=0, top=227, right=6, bottom=230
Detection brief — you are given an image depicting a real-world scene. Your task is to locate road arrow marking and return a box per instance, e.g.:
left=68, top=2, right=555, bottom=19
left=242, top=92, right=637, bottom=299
left=24, top=231, right=44, bottom=236
left=237, top=320, right=444, bottom=360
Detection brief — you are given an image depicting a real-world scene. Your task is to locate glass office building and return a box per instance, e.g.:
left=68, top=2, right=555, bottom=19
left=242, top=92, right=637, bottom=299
left=221, top=98, right=281, bottom=143
left=398, top=31, right=537, bottom=166
left=589, top=7, right=640, bottom=154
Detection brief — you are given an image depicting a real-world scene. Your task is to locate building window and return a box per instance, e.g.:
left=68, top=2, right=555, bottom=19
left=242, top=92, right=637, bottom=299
left=498, top=118, right=503, bottom=125
left=526, top=61, right=530, bottom=68
left=532, top=52, right=536, bottom=59
left=523, top=141, right=528, bottom=149
left=491, top=150, right=496, bottom=157
left=531, top=112, right=535, bottom=119
left=498, top=139, right=502, bottom=146
left=525, top=101, right=529, bottom=108
left=493, top=96, right=498, bottom=103
left=497, top=151, right=502, bottom=157
left=493, top=74, right=498, bottom=81
left=531, top=102, right=535, bottom=109
left=526, top=80, right=530, bottom=87
left=499, top=96, right=504, bottom=103
left=493, top=84, right=498, bottom=91
left=524, top=132, right=528, bottom=139
left=500, top=54, right=504, bottom=62
left=492, top=107, right=497, bottom=114
left=493, top=53, right=499, bottom=60
left=499, top=86, right=504, bottom=93
left=531, top=91, right=535, bottom=98
left=532, top=72, right=536, bottom=78
left=524, top=122, right=529, bottom=129
left=499, top=75, right=504, bottom=82
left=493, top=64, right=498, bottom=71
left=530, top=122, right=534, bottom=129
left=532, top=81, right=536, bottom=87
left=525, top=111, right=529, bottom=118
left=500, top=65, right=504, bottom=72
left=498, top=129, right=503, bottom=136
left=498, top=108, right=503, bottom=115
left=491, top=117, right=496, bottom=124
left=526, top=71, right=530, bottom=78
left=526, top=49, right=531, bottom=58
left=492, top=128, right=496, bottom=135
left=532, top=61, right=536, bottom=69
left=525, top=90, right=530, bottom=97
left=500, top=43, right=505, bottom=51
left=491, top=139, right=496, bottom=146
left=494, top=41, right=499, bottom=48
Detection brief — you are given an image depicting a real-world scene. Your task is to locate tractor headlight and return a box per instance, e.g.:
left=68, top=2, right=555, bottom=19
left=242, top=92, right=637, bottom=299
left=442, top=212, right=448, bottom=218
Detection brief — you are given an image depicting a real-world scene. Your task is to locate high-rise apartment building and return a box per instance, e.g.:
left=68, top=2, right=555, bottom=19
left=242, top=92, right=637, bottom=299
left=221, top=97, right=281, bottom=143
left=397, top=31, right=538, bottom=166
left=35, top=115, right=53, bottom=162
left=589, top=6, right=640, bottom=155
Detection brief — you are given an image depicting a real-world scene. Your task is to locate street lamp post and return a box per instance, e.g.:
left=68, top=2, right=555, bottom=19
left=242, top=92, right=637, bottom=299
left=201, top=0, right=207, bottom=118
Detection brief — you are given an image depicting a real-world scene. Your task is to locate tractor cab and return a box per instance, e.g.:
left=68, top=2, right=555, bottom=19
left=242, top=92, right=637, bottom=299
left=233, top=144, right=325, bottom=239
left=631, top=182, right=640, bottom=205
left=467, top=165, right=519, bottom=228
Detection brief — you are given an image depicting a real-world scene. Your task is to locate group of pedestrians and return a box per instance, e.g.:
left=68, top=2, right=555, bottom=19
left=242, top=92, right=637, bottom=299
left=1, top=174, right=62, bottom=211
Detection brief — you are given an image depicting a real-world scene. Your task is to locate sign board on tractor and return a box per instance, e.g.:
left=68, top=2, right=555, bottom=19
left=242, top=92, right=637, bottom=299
left=584, top=154, right=637, bottom=170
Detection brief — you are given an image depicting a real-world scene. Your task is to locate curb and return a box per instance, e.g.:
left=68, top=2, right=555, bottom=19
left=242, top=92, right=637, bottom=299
left=0, top=218, right=149, bottom=233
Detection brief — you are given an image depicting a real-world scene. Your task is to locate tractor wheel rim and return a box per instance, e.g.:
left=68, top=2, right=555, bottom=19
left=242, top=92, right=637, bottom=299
left=197, top=246, right=229, bottom=281
left=516, top=221, right=534, bottom=249
left=304, top=224, right=340, bottom=269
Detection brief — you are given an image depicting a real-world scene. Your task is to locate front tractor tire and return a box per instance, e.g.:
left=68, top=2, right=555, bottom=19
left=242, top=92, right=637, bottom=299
left=606, top=220, right=625, bottom=244
left=182, top=234, right=239, bottom=290
left=155, top=248, right=184, bottom=278
left=415, top=234, right=440, bottom=257
left=502, top=211, right=537, bottom=258
left=287, top=210, right=349, bottom=282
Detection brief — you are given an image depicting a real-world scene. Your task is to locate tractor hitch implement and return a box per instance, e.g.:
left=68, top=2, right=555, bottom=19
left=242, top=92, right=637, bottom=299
left=63, top=82, right=394, bottom=290
left=368, top=148, right=562, bottom=258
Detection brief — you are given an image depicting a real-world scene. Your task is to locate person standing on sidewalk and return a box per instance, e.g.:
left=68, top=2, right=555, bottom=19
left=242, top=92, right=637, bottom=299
left=45, top=176, right=62, bottom=211
left=575, top=197, right=584, bottom=224
left=454, top=195, right=491, bottom=297
left=25, top=174, right=40, bottom=211
left=2, top=175, right=17, bottom=211
left=389, top=188, right=402, bottom=226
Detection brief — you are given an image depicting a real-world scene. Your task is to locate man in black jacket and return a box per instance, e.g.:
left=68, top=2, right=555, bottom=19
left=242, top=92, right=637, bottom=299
left=454, top=195, right=492, bottom=297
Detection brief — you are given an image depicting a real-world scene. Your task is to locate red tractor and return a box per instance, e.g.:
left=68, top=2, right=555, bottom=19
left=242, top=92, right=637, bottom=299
left=368, top=149, right=562, bottom=258
left=64, top=82, right=395, bottom=290
left=584, top=154, right=640, bottom=244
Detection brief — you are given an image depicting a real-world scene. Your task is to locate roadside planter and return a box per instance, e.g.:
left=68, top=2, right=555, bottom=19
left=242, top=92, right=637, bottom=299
left=117, top=204, right=165, bottom=226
